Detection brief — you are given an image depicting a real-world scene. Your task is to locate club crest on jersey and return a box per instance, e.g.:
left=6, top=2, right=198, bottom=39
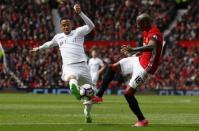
left=152, top=35, right=158, bottom=40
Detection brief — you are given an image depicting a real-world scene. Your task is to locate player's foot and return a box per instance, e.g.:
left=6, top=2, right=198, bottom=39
left=70, top=84, right=81, bottom=100
left=134, top=119, right=149, bottom=127
left=85, top=116, right=92, bottom=123
left=91, top=96, right=103, bottom=103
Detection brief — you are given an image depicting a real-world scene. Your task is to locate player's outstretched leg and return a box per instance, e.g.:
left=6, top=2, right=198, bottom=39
left=92, top=65, right=116, bottom=103
left=83, top=100, right=93, bottom=123
left=96, top=65, right=116, bottom=97
left=124, top=87, right=148, bottom=127
left=69, top=79, right=81, bottom=100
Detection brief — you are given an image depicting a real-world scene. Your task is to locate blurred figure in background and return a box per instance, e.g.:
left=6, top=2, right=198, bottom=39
left=88, top=49, right=105, bottom=91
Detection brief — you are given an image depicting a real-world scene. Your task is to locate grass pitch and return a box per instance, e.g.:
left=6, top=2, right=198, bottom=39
left=0, top=94, right=198, bottom=131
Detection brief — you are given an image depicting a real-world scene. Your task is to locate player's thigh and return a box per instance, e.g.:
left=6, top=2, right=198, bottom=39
left=61, top=65, right=79, bottom=82
left=119, top=57, right=136, bottom=75
left=128, top=59, right=148, bottom=89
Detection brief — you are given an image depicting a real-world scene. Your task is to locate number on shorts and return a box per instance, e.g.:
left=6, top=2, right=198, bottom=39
left=135, top=76, right=144, bottom=85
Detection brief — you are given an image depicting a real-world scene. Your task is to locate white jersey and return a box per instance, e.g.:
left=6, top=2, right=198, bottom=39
left=52, top=29, right=87, bottom=65
left=88, top=57, right=104, bottom=73
left=38, top=12, right=95, bottom=65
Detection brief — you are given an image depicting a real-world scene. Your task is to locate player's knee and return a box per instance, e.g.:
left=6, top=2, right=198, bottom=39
left=123, top=86, right=136, bottom=96
left=110, top=63, right=121, bottom=72
left=68, top=75, right=77, bottom=81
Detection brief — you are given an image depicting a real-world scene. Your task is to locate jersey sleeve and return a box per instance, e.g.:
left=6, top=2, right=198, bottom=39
left=75, top=25, right=91, bottom=36
left=51, top=35, right=58, bottom=44
left=39, top=35, right=58, bottom=50
left=75, top=12, right=95, bottom=36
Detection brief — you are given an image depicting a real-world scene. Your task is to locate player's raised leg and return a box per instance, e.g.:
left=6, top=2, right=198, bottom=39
left=92, top=63, right=120, bottom=103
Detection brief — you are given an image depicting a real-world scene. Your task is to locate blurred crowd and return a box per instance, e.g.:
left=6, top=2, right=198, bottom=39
left=0, top=0, right=198, bottom=41
left=0, top=44, right=65, bottom=88
left=146, top=44, right=199, bottom=90
left=0, top=0, right=54, bottom=40
left=169, top=0, right=199, bottom=41
left=87, top=43, right=199, bottom=90
left=59, top=0, right=176, bottom=41
left=0, top=0, right=198, bottom=90
left=1, top=41, right=198, bottom=90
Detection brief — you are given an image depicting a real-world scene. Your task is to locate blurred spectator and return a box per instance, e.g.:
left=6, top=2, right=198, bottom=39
left=146, top=43, right=199, bottom=90
left=170, top=0, right=199, bottom=40
left=0, top=0, right=55, bottom=40
left=58, top=0, right=177, bottom=41
left=0, top=0, right=198, bottom=90
left=4, top=43, right=65, bottom=88
left=1, top=41, right=198, bottom=90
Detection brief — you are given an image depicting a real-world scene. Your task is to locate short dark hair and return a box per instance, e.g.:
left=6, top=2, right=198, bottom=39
left=60, top=16, right=71, bottom=23
left=136, top=13, right=152, bottom=25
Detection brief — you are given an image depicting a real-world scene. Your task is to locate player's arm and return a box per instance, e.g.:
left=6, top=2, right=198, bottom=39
left=121, top=39, right=157, bottom=56
left=98, top=61, right=106, bottom=75
left=31, top=40, right=58, bottom=52
left=74, top=4, right=95, bottom=36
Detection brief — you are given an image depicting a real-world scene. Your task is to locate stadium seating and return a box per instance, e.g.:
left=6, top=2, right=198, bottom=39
left=170, top=0, right=199, bottom=41
left=0, top=0, right=198, bottom=90
left=58, top=0, right=177, bottom=40
left=0, top=0, right=54, bottom=40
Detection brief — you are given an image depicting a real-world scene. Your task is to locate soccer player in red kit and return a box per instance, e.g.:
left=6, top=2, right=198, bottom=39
left=92, top=13, right=163, bottom=127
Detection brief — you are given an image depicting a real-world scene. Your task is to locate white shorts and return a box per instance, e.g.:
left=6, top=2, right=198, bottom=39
left=119, top=56, right=148, bottom=89
left=61, top=62, right=92, bottom=86
left=90, top=72, right=99, bottom=86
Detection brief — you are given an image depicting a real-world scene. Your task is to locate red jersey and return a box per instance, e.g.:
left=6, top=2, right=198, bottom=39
left=139, top=26, right=163, bottom=74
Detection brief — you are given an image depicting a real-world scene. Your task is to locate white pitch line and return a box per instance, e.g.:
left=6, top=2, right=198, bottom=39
left=0, top=123, right=198, bottom=126
left=0, top=99, right=192, bottom=104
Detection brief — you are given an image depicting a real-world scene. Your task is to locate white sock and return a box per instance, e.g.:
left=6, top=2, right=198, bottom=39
left=69, top=79, right=78, bottom=90
left=84, top=100, right=92, bottom=117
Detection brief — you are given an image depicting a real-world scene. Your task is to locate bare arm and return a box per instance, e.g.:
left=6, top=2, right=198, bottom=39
left=98, top=59, right=106, bottom=75
left=98, top=64, right=106, bottom=75
left=121, top=39, right=157, bottom=56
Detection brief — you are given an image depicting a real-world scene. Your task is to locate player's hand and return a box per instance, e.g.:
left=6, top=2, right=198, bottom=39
left=121, top=45, right=135, bottom=56
left=74, top=4, right=81, bottom=14
left=31, top=47, right=39, bottom=52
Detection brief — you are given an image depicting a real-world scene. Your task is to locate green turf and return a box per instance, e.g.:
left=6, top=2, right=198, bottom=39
left=0, top=94, right=199, bottom=131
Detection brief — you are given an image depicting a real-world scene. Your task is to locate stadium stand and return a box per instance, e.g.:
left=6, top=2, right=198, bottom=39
left=170, top=0, right=199, bottom=41
left=0, top=0, right=55, bottom=40
left=58, top=0, right=177, bottom=41
left=0, top=0, right=198, bottom=91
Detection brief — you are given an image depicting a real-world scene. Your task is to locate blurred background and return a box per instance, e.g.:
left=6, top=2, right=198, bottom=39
left=0, top=0, right=198, bottom=95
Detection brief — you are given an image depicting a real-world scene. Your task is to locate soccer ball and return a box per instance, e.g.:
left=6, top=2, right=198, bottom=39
left=80, top=84, right=94, bottom=99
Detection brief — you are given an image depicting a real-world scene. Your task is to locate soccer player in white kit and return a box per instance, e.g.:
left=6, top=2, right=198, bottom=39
left=31, top=4, right=95, bottom=123
left=88, top=49, right=105, bottom=90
